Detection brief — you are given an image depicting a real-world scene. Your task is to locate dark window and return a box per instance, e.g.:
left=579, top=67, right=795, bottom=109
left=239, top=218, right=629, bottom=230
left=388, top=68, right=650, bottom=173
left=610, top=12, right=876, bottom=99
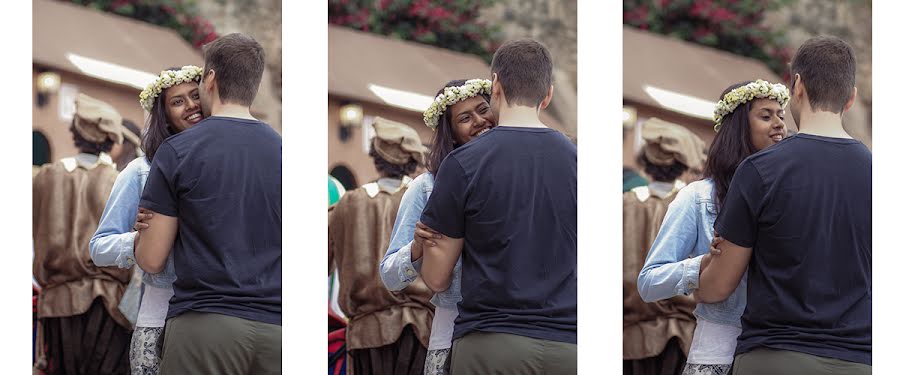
left=330, top=165, right=357, bottom=191
left=33, top=131, right=51, bottom=166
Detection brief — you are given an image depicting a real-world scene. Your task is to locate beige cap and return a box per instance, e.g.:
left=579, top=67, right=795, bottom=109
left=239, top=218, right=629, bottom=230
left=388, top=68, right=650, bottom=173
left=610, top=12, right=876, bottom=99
left=73, top=94, right=124, bottom=144
left=641, top=117, right=706, bottom=171
left=372, top=117, right=427, bottom=165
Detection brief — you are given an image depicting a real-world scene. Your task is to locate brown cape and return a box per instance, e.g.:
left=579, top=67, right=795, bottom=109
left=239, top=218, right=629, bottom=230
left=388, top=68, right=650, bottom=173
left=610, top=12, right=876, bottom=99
left=33, top=160, right=132, bottom=329
left=328, top=184, right=434, bottom=352
left=623, top=190, right=697, bottom=360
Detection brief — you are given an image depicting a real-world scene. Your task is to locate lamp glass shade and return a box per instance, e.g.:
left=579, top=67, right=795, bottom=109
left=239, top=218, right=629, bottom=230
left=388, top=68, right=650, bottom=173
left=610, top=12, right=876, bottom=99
left=339, top=104, right=364, bottom=128
left=36, top=72, right=61, bottom=94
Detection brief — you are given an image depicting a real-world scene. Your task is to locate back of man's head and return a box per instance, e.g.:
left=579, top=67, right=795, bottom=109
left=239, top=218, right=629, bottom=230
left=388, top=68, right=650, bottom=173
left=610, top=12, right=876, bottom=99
left=490, top=39, right=553, bottom=108
left=203, top=33, right=266, bottom=106
left=790, top=36, right=856, bottom=114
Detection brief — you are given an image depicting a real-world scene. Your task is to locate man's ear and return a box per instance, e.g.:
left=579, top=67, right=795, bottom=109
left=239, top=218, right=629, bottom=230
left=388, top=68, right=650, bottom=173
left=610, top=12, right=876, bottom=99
left=539, top=85, right=554, bottom=110
left=491, top=73, right=503, bottom=104
left=843, top=86, right=857, bottom=114
left=792, top=74, right=804, bottom=101
left=203, top=69, right=216, bottom=93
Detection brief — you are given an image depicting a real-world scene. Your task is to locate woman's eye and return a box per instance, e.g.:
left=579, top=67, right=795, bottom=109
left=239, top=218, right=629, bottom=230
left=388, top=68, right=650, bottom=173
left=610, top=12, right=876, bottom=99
left=761, top=116, right=771, bottom=121
left=172, top=99, right=183, bottom=106
left=478, top=106, right=488, bottom=113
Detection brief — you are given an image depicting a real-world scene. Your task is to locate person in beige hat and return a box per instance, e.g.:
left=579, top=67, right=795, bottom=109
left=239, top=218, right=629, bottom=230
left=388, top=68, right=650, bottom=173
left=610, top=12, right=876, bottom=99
left=33, top=93, right=132, bottom=374
left=328, top=116, right=434, bottom=375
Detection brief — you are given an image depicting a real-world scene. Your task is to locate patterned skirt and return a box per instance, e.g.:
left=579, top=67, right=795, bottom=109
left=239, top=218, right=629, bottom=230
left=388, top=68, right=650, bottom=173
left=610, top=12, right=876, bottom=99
left=423, top=348, right=451, bottom=375
left=129, top=327, right=164, bottom=375
left=682, top=363, right=731, bottom=375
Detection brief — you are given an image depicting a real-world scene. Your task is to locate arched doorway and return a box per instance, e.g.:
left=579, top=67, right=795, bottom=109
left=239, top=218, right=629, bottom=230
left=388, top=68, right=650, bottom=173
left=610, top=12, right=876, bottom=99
left=33, top=131, right=51, bottom=166
left=330, top=165, right=357, bottom=191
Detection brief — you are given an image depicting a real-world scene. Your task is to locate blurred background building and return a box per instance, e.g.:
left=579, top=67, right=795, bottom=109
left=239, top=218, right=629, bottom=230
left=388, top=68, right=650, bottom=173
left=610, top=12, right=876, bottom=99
left=32, top=0, right=282, bottom=167
left=622, top=0, right=871, bottom=176
left=328, top=0, right=576, bottom=189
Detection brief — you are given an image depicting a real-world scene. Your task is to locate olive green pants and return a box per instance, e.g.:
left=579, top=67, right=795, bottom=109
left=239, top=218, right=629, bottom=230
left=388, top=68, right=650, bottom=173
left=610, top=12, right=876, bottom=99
left=159, top=312, right=281, bottom=375
left=732, top=348, right=870, bottom=375
left=450, top=331, right=577, bottom=375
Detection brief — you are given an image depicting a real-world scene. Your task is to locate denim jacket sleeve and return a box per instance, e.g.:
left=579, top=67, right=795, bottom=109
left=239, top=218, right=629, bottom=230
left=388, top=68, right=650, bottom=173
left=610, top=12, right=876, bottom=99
left=90, top=159, right=144, bottom=269
left=380, top=173, right=430, bottom=291
left=637, top=183, right=704, bottom=302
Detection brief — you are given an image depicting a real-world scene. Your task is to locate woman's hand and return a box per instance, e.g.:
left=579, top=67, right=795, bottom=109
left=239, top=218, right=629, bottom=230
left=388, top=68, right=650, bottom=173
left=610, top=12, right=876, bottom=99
left=133, top=208, right=153, bottom=231
left=132, top=208, right=153, bottom=249
left=709, top=231, right=724, bottom=255
left=414, top=222, right=441, bottom=247
left=700, top=232, right=725, bottom=274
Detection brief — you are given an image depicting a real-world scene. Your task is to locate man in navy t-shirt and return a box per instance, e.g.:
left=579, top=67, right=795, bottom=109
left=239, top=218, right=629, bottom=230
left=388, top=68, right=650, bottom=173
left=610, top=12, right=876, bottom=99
left=136, top=33, right=281, bottom=375
left=697, top=36, right=871, bottom=374
left=419, top=39, right=577, bottom=374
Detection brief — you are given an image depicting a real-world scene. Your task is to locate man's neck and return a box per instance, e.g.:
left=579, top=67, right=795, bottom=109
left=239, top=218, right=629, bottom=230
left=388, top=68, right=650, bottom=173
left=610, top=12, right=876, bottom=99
left=797, top=109, right=852, bottom=139
left=497, top=105, right=547, bottom=128
left=211, top=102, right=257, bottom=121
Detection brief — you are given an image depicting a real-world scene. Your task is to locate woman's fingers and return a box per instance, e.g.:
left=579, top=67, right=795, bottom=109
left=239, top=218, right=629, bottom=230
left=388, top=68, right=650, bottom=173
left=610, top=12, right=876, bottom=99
left=136, top=212, right=153, bottom=223
left=709, top=235, right=724, bottom=255
left=414, top=231, right=438, bottom=247
left=133, top=222, right=150, bottom=230
left=415, top=221, right=441, bottom=236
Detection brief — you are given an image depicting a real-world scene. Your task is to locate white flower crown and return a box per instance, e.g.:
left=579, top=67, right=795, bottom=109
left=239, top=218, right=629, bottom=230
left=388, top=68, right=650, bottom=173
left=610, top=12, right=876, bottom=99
left=423, top=79, right=493, bottom=129
left=139, top=65, right=204, bottom=111
left=713, top=79, right=790, bottom=132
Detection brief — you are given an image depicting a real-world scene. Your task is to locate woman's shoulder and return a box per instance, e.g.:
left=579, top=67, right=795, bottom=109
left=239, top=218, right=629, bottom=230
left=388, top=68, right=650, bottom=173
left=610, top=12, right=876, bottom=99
left=112, top=157, right=149, bottom=185
left=122, top=157, right=150, bottom=174
left=681, top=179, right=714, bottom=198
left=408, top=172, right=434, bottom=190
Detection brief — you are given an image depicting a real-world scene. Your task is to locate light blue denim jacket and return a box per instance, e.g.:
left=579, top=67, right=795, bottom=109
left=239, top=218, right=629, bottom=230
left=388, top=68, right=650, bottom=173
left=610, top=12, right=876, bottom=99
left=380, top=172, right=462, bottom=309
left=637, top=179, right=747, bottom=327
left=90, top=157, right=176, bottom=289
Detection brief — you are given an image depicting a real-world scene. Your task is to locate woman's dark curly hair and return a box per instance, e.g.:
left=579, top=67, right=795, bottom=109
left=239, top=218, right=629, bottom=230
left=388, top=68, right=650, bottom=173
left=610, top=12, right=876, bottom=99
left=427, top=79, right=491, bottom=176
left=637, top=150, right=688, bottom=183
left=70, top=122, right=114, bottom=155
left=369, top=145, right=418, bottom=179
left=703, top=81, right=760, bottom=206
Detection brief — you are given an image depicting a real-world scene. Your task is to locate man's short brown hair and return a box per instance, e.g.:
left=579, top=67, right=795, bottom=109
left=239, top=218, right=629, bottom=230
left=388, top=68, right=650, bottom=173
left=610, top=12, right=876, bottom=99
left=202, top=33, right=266, bottom=106
left=490, top=39, right=553, bottom=108
left=790, top=36, right=856, bottom=114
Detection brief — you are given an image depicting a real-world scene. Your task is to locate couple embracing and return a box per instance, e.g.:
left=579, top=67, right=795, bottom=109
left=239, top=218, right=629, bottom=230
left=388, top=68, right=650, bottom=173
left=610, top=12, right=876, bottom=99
left=381, top=39, right=578, bottom=374
left=640, top=36, right=871, bottom=375
left=91, top=33, right=282, bottom=375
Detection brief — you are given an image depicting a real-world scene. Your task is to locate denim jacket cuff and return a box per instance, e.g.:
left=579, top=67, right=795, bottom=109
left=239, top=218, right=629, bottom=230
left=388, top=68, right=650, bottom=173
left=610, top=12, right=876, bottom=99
left=399, top=242, right=420, bottom=283
left=677, top=255, right=703, bottom=295
left=114, top=231, right=138, bottom=269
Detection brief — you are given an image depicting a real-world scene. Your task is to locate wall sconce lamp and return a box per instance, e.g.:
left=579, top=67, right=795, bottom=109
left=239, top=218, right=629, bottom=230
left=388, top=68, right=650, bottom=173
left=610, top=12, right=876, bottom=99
left=339, top=102, right=364, bottom=143
left=36, top=71, right=61, bottom=108
left=623, top=105, right=637, bottom=129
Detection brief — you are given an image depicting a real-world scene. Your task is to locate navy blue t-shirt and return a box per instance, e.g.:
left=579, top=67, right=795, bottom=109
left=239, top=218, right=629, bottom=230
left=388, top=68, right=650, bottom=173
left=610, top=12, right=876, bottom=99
left=420, top=126, right=577, bottom=344
left=140, top=116, right=282, bottom=326
left=715, top=133, right=871, bottom=364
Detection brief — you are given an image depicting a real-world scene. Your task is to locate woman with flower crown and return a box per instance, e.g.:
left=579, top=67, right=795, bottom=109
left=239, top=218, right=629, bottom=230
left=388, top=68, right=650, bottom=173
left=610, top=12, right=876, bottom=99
left=380, top=78, right=495, bottom=375
left=637, top=79, right=790, bottom=375
left=90, top=65, right=205, bottom=375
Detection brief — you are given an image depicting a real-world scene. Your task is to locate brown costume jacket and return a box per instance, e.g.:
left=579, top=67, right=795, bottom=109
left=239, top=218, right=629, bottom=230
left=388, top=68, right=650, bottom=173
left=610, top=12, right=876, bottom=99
left=623, top=187, right=696, bottom=360
left=328, top=180, right=434, bottom=351
left=33, top=157, right=132, bottom=329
